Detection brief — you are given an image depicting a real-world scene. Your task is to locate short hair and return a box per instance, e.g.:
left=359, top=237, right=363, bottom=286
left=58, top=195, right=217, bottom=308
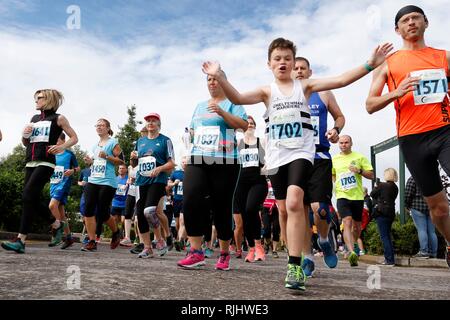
left=384, top=168, right=398, bottom=183
left=268, top=38, right=296, bottom=61
left=295, top=57, right=311, bottom=69
left=34, top=89, right=64, bottom=112
left=98, top=118, right=114, bottom=136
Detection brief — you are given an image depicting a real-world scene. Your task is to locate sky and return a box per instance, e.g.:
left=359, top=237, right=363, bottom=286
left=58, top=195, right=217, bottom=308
left=1, top=0, right=449, bottom=192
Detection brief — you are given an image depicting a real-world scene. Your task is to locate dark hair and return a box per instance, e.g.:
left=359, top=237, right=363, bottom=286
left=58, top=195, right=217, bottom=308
left=268, top=38, right=296, bottom=60
left=247, top=115, right=256, bottom=126
left=295, top=57, right=310, bottom=68
left=98, top=118, right=113, bottom=136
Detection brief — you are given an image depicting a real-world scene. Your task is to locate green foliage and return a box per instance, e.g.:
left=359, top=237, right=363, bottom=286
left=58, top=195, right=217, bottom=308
left=115, top=105, right=141, bottom=166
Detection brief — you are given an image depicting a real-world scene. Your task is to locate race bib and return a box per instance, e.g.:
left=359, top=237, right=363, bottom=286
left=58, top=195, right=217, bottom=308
left=30, top=121, right=51, bottom=143
left=339, top=172, right=357, bottom=191
left=50, top=166, right=64, bottom=184
left=411, top=69, right=448, bottom=105
left=116, top=184, right=127, bottom=196
left=193, top=126, right=220, bottom=152
left=177, top=182, right=183, bottom=196
left=311, top=116, right=320, bottom=145
left=138, top=156, right=156, bottom=177
left=91, top=159, right=107, bottom=178
left=269, top=109, right=303, bottom=148
left=240, top=148, right=259, bottom=168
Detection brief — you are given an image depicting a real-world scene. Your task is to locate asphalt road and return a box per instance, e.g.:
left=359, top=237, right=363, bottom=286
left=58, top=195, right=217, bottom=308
left=0, top=240, right=449, bottom=301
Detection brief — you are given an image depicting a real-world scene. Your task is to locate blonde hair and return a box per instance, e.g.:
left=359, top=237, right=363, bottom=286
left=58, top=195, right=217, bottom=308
left=384, top=168, right=398, bottom=182
left=34, top=89, right=64, bottom=111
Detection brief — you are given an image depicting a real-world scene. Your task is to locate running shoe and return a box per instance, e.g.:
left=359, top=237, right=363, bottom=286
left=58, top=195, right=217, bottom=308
left=48, top=222, right=65, bottom=247
left=82, top=235, right=90, bottom=245
left=177, top=249, right=205, bottom=269
left=318, top=239, right=338, bottom=268
left=1, top=238, right=25, bottom=254
left=110, top=230, right=121, bottom=249
left=284, top=263, right=306, bottom=291
left=348, top=251, right=359, bottom=267
left=301, top=257, right=315, bottom=278
left=235, top=249, right=243, bottom=259
left=215, top=252, right=231, bottom=271
left=61, top=237, right=75, bottom=250
left=254, top=243, right=266, bottom=261
left=174, top=240, right=182, bottom=252
left=130, top=243, right=144, bottom=254
left=156, top=239, right=168, bottom=256
left=120, top=238, right=133, bottom=247
left=138, top=248, right=154, bottom=259
left=353, top=243, right=360, bottom=256
left=204, top=248, right=214, bottom=258
left=413, top=251, right=430, bottom=259
left=245, top=247, right=255, bottom=263
left=81, top=240, right=97, bottom=252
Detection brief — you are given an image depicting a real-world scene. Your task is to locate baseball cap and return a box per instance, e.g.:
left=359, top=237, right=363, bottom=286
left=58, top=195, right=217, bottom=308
left=144, top=113, right=161, bottom=121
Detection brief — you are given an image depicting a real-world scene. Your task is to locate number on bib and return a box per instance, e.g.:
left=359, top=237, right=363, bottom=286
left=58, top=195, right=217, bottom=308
left=50, top=166, right=65, bottom=184
left=411, top=69, right=448, bottom=105
left=138, top=156, right=156, bottom=177
left=91, top=159, right=107, bottom=178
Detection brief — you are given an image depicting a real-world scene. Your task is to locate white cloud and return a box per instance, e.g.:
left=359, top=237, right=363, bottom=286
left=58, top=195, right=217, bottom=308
left=1, top=0, right=449, bottom=193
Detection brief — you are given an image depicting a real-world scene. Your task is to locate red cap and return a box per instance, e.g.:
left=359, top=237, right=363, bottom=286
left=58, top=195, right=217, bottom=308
left=144, top=113, right=161, bottom=121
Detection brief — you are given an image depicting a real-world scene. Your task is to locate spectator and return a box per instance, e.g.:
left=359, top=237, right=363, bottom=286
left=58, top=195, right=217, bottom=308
left=370, top=168, right=399, bottom=266
left=405, top=176, right=438, bottom=259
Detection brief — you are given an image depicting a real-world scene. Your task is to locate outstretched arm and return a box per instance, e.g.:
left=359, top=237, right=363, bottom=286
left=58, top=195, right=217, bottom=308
left=202, top=61, right=269, bottom=106
left=304, top=43, right=394, bottom=95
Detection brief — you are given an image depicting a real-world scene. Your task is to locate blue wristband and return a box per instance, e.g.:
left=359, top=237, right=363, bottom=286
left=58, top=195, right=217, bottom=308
left=364, top=62, right=374, bottom=72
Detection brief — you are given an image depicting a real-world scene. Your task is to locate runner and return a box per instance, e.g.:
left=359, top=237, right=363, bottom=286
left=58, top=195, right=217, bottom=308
left=202, top=38, right=391, bottom=290
left=168, top=156, right=187, bottom=252
left=48, top=133, right=80, bottom=249
left=235, top=115, right=268, bottom=263
left=120, top=157, right=138, bottom=247
left=110, top=164, right=128, bottom=235
left=2, top=89, right=78, bottom=254
left=176, top=72, right=248, bottom=271
left=332, top=135, right=374, bottom=267
left=292, top=56, right=345, bottom=276
left=366, top=5, right=450, bottom=267
left=80, top=118, right=124, bottom=252
left=132, top=113, right=175, bottom=258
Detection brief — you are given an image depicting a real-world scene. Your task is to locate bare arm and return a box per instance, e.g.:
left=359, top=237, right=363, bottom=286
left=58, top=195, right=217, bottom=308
left=202, top=62, right=270, bottom=106
left=48, top=115, right=78, bottom=154
left=149, top=158, right=176, bottom=178
left=321, top=91, right=345, bottom=143
left=303, top=43, right=394, bottom=96
left=100, top=144, right=125, bottom=166
left=208, top=102, right=248, bottom=131
left=365, top=63, right=419, bottom=114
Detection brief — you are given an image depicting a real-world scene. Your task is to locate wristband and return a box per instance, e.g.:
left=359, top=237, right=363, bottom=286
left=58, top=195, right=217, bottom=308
left=359, top=168, right=363, bottom=174
left=333, top=126, right=341, bottom=134
left=364, top=62, right=374, bottom=72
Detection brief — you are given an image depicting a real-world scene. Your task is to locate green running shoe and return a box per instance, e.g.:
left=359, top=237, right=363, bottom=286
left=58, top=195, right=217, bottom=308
left=284, top=263, right=306, bottom=291
left=348, top=251, right=359, bottom=267
left=1, top=238, right=25, bottom=254
left=48, top=222, right=65, bottom=247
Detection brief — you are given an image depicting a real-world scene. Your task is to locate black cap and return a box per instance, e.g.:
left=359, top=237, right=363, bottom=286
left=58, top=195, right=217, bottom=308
left=395, top=5, right=426, bottom=27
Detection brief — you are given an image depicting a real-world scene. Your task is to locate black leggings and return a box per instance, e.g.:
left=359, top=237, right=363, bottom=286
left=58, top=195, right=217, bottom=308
left=124, top=195, right=136, bottom=220
left=183, top=163, right=239, bottom=241
left=262, top=206, right=280, bottom=242
left=136, top=183, right=166, bottom=234
left=84, top=183, right=116, bottom=225
left=20, top=166, right=54, bottom=235
left=235, top=181, right=268, bottom=247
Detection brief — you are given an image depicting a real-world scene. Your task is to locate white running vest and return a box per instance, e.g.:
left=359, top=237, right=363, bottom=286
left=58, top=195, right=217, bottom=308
left=263, top=80, right=315, bottom=170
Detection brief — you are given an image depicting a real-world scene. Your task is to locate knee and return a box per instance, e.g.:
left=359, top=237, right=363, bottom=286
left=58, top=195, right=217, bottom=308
left=285, top=198, right=302, bottom=213
left=429, top=202, right=449, bottom=218
left=49, top=201, right=58, bottom=211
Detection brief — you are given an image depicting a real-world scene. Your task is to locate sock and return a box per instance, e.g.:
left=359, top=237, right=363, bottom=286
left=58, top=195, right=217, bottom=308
left=288, top=256, right=302, bottom=265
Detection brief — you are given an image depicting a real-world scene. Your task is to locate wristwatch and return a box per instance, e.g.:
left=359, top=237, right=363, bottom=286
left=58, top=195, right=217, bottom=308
left=333, top=126, right=341, bottom=134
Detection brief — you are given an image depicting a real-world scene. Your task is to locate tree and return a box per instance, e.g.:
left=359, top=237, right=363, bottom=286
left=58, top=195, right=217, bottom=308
left=115, top=105, right=141, bottom=166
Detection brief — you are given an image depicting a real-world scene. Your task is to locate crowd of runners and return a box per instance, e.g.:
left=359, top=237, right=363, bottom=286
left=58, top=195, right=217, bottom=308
left=1, top=5, right=450, bottom=293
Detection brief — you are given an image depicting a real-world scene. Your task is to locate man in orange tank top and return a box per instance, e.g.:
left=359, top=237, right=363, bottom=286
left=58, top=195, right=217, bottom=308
left=366, top=5, right=450, bottom=268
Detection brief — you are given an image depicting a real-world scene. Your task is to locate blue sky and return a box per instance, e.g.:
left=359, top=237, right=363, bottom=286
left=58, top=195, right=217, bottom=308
left=1, top=0, right=449, bottom=191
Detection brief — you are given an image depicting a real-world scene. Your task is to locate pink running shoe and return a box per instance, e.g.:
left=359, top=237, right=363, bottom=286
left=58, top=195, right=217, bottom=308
left=215, top=252, right=231, bottom=271
left=245, top=247, right=255, bottom=263
left=254, top=243, right=266, bottom=261
left=177, top=249, right=205, bottom=269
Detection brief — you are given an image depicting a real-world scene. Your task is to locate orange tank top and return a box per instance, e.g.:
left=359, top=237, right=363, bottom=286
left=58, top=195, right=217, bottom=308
left=386, top=47, right=449, bottom=137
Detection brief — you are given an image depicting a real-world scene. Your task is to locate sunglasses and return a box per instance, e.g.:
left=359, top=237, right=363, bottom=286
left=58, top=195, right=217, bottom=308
left=35, top=96, right=45, bottom=102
